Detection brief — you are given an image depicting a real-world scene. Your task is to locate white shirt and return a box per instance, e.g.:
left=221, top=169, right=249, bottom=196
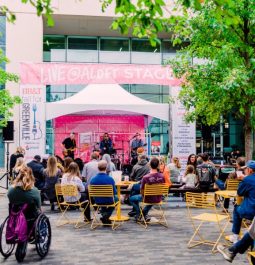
left=61, top=173, right=85, bottom=202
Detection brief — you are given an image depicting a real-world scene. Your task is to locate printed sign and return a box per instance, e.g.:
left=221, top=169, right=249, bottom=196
left=20, top=85, right=46, bottom=160
left=20, top=63, right=181, bottom=86
left=170, top=86, right=196, bottom=174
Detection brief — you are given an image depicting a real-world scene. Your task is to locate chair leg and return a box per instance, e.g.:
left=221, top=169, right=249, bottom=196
left=74, top=203, right=90, bottom=229
left=212, top=220, right=229, bottom=253
left=56, top=205, right=70, bottom=227
left=188, top=221, right=206, bottom=248
left=90, top=206, right=101, bottom=230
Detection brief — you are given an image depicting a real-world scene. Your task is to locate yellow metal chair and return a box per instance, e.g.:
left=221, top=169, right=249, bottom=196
left=226, top=179, right=241, bottom=191
left=138, top=183, right=169, bottom=229
left=55, top=184, right=89, bottom=228
left=248, top=251, right=255, bottom=265
left=186, top=192, right=230, bottom=253
left=88, top=185, right=121, bottom=230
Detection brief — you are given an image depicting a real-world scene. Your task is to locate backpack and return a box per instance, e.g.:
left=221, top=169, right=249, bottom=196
left=6, top=204, right=28, bottom=244
left=197, top=164, right=215, bottom=189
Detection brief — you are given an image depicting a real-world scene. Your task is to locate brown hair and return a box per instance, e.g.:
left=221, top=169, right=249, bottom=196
left=13, top=166, right=35, bottom=191
left=64, top=157, right=73, bottom=172
left=185, top=165, right=195, bottom=175
left=66, top=162, right=80, bottom=178
left=98, top=160, right=107, bottom=171
left=14, top=157, right=25, bottom=171
left=46, top=156, right=58, bottom=177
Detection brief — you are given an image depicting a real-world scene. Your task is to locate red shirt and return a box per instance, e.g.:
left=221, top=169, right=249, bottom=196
left=141, top=172, right=165, bottom=203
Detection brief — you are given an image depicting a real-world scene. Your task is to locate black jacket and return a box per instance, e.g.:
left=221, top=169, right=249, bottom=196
left=27, top=160, right=44, bottom=189
left=130, top=159, right=150, bottom=182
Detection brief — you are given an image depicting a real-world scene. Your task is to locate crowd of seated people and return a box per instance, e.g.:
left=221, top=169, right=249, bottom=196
left=7, top=146, right=255, bottom=262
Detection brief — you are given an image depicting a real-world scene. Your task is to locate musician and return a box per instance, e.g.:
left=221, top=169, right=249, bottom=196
left=99, top=133, right=113, bottom=155
left=131, top=132, right=145, bottom=165
left=62, top=132, right=76, bottom=159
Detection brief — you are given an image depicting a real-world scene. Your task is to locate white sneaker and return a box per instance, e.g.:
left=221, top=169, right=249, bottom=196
left=217, top=244, right=236, bottom=263
left=226, top=234, right=239, bottom=244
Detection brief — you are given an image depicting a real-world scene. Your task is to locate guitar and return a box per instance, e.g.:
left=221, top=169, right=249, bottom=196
left=62, top=148, right=76, bottom=157
left=32, top=104, right=42, bottom=140
left=131, top=143, right=147, bottom=158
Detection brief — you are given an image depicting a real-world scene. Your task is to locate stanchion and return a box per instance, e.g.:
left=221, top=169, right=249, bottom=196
left=0, top=142, right=10, bottom=190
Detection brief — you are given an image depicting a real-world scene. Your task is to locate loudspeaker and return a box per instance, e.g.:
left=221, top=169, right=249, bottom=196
left=3, top=121, right=14, bottom=142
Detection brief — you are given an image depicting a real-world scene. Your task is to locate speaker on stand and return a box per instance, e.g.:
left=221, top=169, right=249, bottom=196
left=0, top=121, right=14, bottom=189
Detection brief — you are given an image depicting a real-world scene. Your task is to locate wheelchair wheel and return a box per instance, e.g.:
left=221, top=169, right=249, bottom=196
left=15, top=241, right=27, bottom=262
left=34, top=214, right=51, bottom=258
left=0, top=217, right=15, bottom=258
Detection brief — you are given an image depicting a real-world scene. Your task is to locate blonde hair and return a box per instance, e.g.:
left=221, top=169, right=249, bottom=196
left=13, top=166, right=35, bottom=191
left=46, top=156, right=58, bottom=177
left=173, top=157, right=181, bottom=169
left=66, top=162, right=81, bottom=178
left=14, top=157, right=25, bottom=171
left=185, top=165, right=195, bottom=175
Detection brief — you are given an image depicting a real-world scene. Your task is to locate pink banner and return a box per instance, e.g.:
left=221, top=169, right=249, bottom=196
left=20, top=63, right=181, bottom=86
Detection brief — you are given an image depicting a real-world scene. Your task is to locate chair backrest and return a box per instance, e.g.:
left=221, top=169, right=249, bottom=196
left=226, top=179, right=240, bottom=190
left=55, top=183, right=63, bottom=196
left=88, top=185, right=114, bottom=198
left=144, top=184, right=169, bottom=197
left=60, top=184, right=79, bottom=197
left=186, top=192, right=215, bottom=209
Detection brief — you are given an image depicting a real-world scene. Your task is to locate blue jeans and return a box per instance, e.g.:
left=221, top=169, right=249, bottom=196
left=229, top=232, right=254, bottom=254
left=100, top=195, right=119, bottom=219
left=215, top=179, right=230, bottom=209
left=232, top=206, right=254, bottom=235
left=129, top=194, right=152, bottom=217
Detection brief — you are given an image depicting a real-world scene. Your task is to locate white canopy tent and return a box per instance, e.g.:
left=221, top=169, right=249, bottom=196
left=45, top=84, right=169, bottom=121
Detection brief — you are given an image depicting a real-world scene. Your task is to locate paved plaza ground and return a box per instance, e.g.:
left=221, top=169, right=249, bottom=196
left=0, top=184, right=249, bottom=265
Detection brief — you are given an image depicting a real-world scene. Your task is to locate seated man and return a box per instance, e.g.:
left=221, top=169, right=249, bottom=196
left=90, top=160, right=118, bottom=224
left=129, top=157, right=165, bottom=222
left=228, top=160, right=255, bottom=243
left=217, top=216, right=255, bottom=263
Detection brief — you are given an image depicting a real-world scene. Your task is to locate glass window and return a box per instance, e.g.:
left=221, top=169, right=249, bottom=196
left=132, top=39, right=160, bottom=53
left=43, top=36, right=66, bottom=51
left=0, top=16, right=6, bottom=46
left=100, top=38, right=129, bottom=51
left=133, top=93, right=160, bottom=103
left=162, top=40, right=189, bottom=52
left=46, top=92, right=65, bottom=102
left=131, top=84, right=160, bottom=94
left=68, top=37, right=97, bottom=50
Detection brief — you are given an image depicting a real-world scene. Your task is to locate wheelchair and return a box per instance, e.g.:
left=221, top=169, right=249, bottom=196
left=0, top=205, right=51, bottom=262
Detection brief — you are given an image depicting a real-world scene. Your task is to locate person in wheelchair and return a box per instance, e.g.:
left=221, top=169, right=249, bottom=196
left=1, top=166, right=51, bottom=262
left=8, top=166, right=41, bottom=228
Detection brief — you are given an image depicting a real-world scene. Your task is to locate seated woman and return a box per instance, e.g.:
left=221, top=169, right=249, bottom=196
left=7, top=166, right=41, bottom=229
left=42, top=156, right=62, bottom=211
left=167, top=157, right=181, bottom=183
left=159, top=156, right=172, bottom=187
left=13, top=157, right=26, bottom=181
left=61, top=162, right=91, bottom=221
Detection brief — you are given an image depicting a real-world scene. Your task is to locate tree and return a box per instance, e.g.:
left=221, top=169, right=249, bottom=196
left=102, top=0, right=255, bottom=159
left=0, top=0, right=54, bottom=127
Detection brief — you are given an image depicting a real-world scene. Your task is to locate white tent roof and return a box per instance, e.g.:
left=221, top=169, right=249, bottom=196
left=45, top=84, right=169, bottom=121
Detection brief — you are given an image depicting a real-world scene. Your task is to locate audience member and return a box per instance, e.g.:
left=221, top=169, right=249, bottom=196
left=27, top=155, right=45, bottom=190
left=187, top=154, right=197, bottom=170
left=13, top=157, right=26, bottom=180
left=167, top=157, right=181, bottom=183
left=10, top=146, right=24, bottom=178
left=130, top=154, right=150, bottom=182
left=102, top=153, right=116, bottom=175
left=42, top=156, right=62, bottom=211
left=82, top=152, right=99, bottom=186
left=61, top=162, right=91, bottom=221
left=227, top=160, right=255, bottom=244
left=63, top=157, right=73, bottom=173
left=181, top=165, right=197, bottom=189
left=90, top=160, right=118, bottom=225
left=159, top=156, right=171, bottom=187
left=129, top=157, right=165, bottom=222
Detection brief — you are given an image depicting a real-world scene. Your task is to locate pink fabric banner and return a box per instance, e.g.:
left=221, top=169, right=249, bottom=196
left=20, top=63, right=181, bottom=86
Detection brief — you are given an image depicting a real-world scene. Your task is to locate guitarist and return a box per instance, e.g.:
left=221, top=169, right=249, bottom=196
left=62, top=132, right=77, bottom=159
left=130, top=132, right=145, bottom=165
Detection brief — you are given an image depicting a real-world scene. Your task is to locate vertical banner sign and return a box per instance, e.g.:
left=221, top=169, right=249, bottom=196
left=170, top=86, right=196, bottom=175
left=20, top=85, right=46, bottom=161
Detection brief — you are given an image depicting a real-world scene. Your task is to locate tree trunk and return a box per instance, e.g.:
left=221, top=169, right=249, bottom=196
left=244, top=110, right=253, bottom=160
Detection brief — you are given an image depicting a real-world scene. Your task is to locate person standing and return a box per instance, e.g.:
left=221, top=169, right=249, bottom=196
left=10, top=147, right=24, bottom=178
left=62, top=132, right=77, bottom=159
left=99, top=133, right=113, bottom=155
left=130, top=132, right=144, bottom=165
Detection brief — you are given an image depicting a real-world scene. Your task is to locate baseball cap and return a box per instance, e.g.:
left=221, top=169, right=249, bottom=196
left=246, top=160, right=255, bottom=170
left=34, top=155, right=41, bottom=161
